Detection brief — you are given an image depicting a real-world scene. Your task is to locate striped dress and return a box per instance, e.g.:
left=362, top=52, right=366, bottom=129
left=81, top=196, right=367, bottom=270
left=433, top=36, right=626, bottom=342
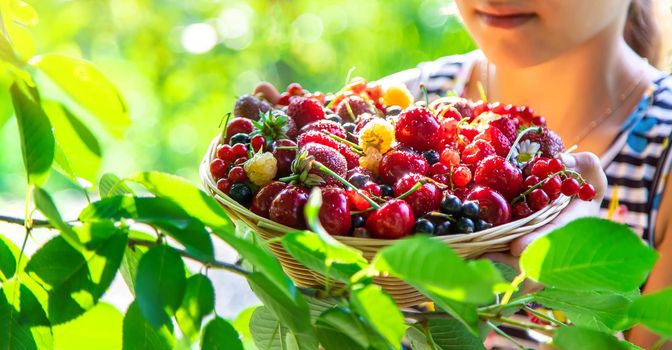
left=405, top=51, right=672, bottom=246
left=397, top=51, right=672, bottom=349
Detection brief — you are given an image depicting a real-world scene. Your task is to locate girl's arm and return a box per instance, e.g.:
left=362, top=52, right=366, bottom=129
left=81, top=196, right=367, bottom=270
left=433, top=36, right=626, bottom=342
left=628, top=181, right=672, bottom=349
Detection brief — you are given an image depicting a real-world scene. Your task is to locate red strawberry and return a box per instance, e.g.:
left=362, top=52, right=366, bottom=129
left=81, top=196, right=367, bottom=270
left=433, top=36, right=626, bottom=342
left=490, top=117, right=519, bottom=144
left=319, top=187, right=352, bottom=236
left=285, top=116, right=298, bottom=139
left=336, top=96, right=375, bottom=123
left=458, top=124, right=479, bottom=143
left=269, top=185, right=310, bottom=229
left=303, top=143, right=348, bottom=187
left=393, top=173, right=442, bottom=216
left=466, top=186, right=512, bottom=226
left=366, top=199, right=415, bottom=239
left=251, top=181, right=288, bottom=218
left=299, top=119, right=347, bottom=139
left=287, top=96, right=325, bottom=129
left=395, top=106, right=442, bottom=152
left=521, top=127, right=565, bottom=158
left=474, top=126, right=512, bottom=158
left=474, top=155, right=523, bottom=200
left=271, top=139, right=297, bottom=177
left=336, top=142, right=361, bottom=169
left=462, top=140, right=496, bottom=166
left=379, top=150, right=430, bottom=185
left=297, top=131, right=340, bottom=150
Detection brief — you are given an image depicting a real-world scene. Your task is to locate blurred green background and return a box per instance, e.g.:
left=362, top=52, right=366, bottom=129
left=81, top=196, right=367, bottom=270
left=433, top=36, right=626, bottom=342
left=0, top=0, right=476, bottom=202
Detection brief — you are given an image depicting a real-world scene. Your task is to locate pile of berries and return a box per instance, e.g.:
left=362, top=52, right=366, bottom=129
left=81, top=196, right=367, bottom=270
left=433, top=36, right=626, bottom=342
left=210, top=79, right=596, bottom=239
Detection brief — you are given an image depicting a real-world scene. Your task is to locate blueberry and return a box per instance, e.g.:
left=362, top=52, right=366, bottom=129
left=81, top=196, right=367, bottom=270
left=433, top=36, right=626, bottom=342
left=380, top=184, right=394, bottom=197
left=229, top=133, right=251, bottom=145
left=413, top=219, right=434, bottom=234
left=422, top=150, right=440, bottom=165
left=475, top=219, right=493, bottom=232
left=352, top=215, right=366, bottom=228
left=454, top=217, right=475, bottom=234
left=440, top=194, right=462, bottom=215
left=460, top=201, right=480, bottom=219
left=433, top=221, right=453, bottom=236
left=386, top=106, right=402, bottom=116
left=352, top=227, right=371, bottom=238
left=229, top=183, right=252, bottom=206
left=349, top=174, right=369, bottom=188
left=327, top=114, right=343, bottom=124
left=343, top=123, right=357, bottom=134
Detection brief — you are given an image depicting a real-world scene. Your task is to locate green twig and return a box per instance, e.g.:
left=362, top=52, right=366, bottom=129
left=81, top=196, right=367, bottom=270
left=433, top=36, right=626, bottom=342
left=501, top=272, right=527, bottom=305
left=486, top=321, right=527, bottom=350
left=522, top=306, right=567, bottom=327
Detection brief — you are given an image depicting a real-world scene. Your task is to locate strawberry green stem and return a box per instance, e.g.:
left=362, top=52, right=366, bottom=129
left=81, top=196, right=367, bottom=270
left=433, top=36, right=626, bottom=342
left=278, top=174, right=300, bottom=182
left=314, top=162, right=381, bottom=209
left=506, top=127, right=541, bottom=162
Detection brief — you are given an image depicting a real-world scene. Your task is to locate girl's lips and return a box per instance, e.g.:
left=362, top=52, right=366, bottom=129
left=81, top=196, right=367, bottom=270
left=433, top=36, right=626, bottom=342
left=476, top=10, right=536, bottom=29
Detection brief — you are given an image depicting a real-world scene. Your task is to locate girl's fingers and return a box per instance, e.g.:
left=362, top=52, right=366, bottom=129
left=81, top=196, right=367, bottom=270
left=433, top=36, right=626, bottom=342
left=253, top=82, right=281, bottom=104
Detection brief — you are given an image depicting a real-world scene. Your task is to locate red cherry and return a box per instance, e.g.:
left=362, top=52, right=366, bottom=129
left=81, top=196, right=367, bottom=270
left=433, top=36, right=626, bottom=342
left=271, top=139, right=297, bottom=177
left=466, top=186, right=512, bottom=226
left=216, top=178, right=232, bottom=194
left=225, top=118, right=255, bottom=143
left=363, top=182, right=382, bottom=197
left=432, top=173, right=450, bottom=185
left=523, top=175, right=540, bottom=190
left=231, top=143, right=249, bottom=160
left=547, top=158, right=564, bottom=173
left=528, top=189, right=550, bottom=211
left=277, top=92, right=291, bottom=106
left=228, top=166, right=248, bottom=183
left=430, top=162, right=450, bottom=176
left=210, top=159, right=228, bottom=179
left=251, top=182, right=287, bottom=218
left=512, top=202, right=533, bottom=219
left=251, top=135, right=266, bottom=152
left=269, top=186, right=310, bottom=229
left=393, top=173, right=442, bottom=216
left=472, top=100, right=490, bottom=117
left=217, top=144, right=235, bottom=163
left=366, top=199, right=415, bottom=239
left=319, top=187, right=352, bottom=236
left=542, top=175, right=562, bottom=195
left=474, top=126, right=512, bottom=158
left=379, top=150, right=429, bottom=185
left=474, top=155, right=523, bottom=200
left=440, top=148, right=461, bottom=166
left=561, top=178, right=581, bottom=196
left=531, top=159, right=550, bottom=179
left=578, top=183, right=596, bottom=201
left=395, top=106, right=442, bottom=152
left=452, top=166, right=472, bottom=187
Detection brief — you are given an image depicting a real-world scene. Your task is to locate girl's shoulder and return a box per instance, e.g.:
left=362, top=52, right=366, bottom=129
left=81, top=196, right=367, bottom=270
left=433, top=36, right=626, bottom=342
left=649, top=72, right=672, bottom=119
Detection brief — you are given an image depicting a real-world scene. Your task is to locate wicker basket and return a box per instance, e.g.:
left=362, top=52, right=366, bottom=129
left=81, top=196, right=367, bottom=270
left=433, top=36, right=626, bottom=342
left=200, top=135, right=571, bottom=307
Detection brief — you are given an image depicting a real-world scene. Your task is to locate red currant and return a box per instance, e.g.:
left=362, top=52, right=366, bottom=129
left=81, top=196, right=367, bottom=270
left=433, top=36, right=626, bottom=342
left=210, top=159, right=228, bottom=179
left=542, top=175, right=562, bottom=195
left=523, top=175, right=540, bottom=190
left=531, top=159, right=550, bottom=178
left=228, top=166, right=248, bottom=183
left=452, top=166, right=472, bottom=187
left=578, top=183, right=596, bottom=201
left=528, top=189, right=550, bottom=211
left=561, top=178, right=581, bottom=196
left=251, top=135, right=266, bottom=152
left=430, top=162, right=450, bottom=176
left=440, top=148, right=460, bottom=166
left=547, top=158, right=564, bottom=173
left=532, top=115, right=547, bottom=127
left=231, top=143, right=249, bottom=159
left=217, top=144, right=235, bottom=163
left=216, top=178, right=232, bottom=194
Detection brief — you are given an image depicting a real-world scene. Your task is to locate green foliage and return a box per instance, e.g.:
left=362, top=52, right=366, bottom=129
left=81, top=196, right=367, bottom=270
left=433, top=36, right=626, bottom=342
left=626, top=288, right=672, bottom=338
left=201, top=317, right=244, bottom=350
left=123, top=302, right=175, bottom=350
left=0, top=234, right=19, bottom=281
left=53, top=302, right=123, bottom=350
left=407, top=318, right=485, bottom=350
left=349, top=285, right=406, bottom=350
left=553, top=327, right=632, bottom=350
left=314, top=307, right=389, bottom=350
left=0, top=282, right=53, bottom=350
left=175, top=274, right=215, bottom=342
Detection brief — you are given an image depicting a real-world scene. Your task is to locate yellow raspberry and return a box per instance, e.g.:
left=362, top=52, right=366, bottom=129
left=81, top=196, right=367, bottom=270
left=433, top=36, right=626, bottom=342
left=471, top=111, right=503, bottom=132
left=383, top=84, right=414, bottom=109
left=359, top=147, right=383, bottom=175
left=358, top=117, right=395, bottom=154
left=244, top=152, right=277, bottom=186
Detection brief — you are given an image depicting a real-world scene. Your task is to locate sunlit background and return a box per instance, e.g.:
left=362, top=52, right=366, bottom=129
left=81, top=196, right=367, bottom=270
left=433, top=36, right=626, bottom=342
left=0, top=0, right=476, bottom=204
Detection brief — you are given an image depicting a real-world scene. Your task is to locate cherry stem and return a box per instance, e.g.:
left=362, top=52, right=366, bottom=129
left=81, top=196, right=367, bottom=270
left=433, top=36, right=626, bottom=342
left=505, top=126, right=541, bottom=162
left=314, top=162, right=381, bottom=209
left=396, top=181, right=424, bottom=200
left=324, top=132, right=364, bottom=153
left=423, top=211, right=455, bottom=222
left=477, top=81, right=488, bottom=103
left=344, top=100, right=357, bottom=121
left=274, top=146, right=298, bottom=150
left=425, top=177, right=449, bottom=190
left=511, top=170, right=565, bottom=204
left=350, top=207, right=377, bottom=215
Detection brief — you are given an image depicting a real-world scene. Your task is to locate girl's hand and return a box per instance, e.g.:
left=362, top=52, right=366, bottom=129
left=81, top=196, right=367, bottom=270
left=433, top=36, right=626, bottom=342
left=253, top=82, right=281, bottom=105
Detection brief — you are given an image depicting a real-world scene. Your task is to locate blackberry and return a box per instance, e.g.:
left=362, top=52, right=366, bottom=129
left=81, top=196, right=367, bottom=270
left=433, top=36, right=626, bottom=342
left=229, top=133, right=251, bottom=145
left=229, top=183, right=253, bottom=206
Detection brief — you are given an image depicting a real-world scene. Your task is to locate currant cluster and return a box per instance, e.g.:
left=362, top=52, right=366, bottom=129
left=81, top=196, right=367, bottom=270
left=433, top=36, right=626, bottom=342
left=209, top=78, right=597, bottom=240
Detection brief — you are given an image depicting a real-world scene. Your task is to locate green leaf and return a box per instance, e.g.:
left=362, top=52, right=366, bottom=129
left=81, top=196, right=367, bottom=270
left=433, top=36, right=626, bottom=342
left=30, top=53, right=130, bottom=138
left=0, top=234, right=19, bottom=281
left=406, top=319, right=485, bottom=350
left=626, top=288, right=672, bottom=338
left=233, top=305, right=259, bottom=342
left=41, top=101, right=102, bottom=184
left=520, top=218, right=658, bottom=293
left=1, top=280, right=51, bottom=327
left=123, top=302, right=175, bottom=350
left=372, top=235, right=503, bottom=304
left=10, top=82, right=55, bottom=185
left=119, top=243, right=148, bottom=297
left=0, top=30, right=23, bottom=66
left=553, top=327, right=630, bottom=350
left=201, top=317, right=244, bottom=350
left=53, top=302, right=123, bottom=350
left=99, top=173, right=134, bottom=198
left=423, top=291, right=480, bottom=335
left=80, top=196, right=214, bottom=260
left=314, top=307, right=389, bottom=350
left=129, top=171, right=234, bottom=235
left=135, top=245, right=187, bottom=328
left=349, top=285, right=405, bottom=350
left=25, top=221, right=128, bottom=324
left=534, top=288, right=631, bottom=331
left=0, top=283, right=54, bottom=350
left=176, top=274, right=215, bottom=342
left=282, top=230, right=367, bottom=283
left=33, top=187, right=80, bottom=247
left=306, top=296, right=339, bottom=324
left=249, top=306, right=289, bottom=350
